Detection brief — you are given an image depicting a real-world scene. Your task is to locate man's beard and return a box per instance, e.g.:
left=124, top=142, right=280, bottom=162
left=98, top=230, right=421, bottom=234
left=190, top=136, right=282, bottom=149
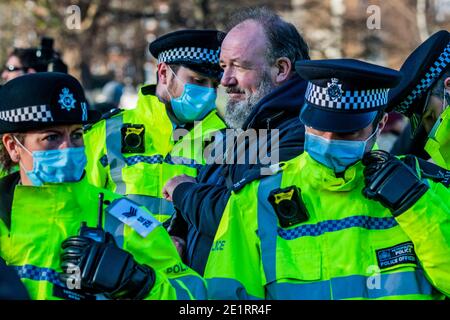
left=224, top=71, right=275, bottom=129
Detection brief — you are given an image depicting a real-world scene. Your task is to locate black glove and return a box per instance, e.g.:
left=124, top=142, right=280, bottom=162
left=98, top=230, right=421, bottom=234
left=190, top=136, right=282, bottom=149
left=60, top=234, right=155, bottom=300
left=362, top=150, right=429, bottom=217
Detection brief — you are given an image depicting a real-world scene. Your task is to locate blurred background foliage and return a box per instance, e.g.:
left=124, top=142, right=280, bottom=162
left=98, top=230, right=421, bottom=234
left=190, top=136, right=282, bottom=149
left=0, top=0, right=449, bottom=107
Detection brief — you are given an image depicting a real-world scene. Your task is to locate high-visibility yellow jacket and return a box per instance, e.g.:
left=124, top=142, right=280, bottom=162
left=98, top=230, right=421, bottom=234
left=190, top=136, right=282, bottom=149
left=0, top=174, right=206, bottom=300
left=425, top=107, right=450, bottom=170
left=204, top=153, right=450, bottom=300
left=84, top=85, right=226, bottom=222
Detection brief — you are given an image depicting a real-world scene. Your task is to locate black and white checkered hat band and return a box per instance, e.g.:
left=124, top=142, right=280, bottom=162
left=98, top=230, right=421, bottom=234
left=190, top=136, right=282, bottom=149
left=305, top=82, right=389, bottom=111
left=0, top=105, right=53, bottom=123
left=158, top=47, right=220, bottom=65
left=396, top=41, right=450, bottom=113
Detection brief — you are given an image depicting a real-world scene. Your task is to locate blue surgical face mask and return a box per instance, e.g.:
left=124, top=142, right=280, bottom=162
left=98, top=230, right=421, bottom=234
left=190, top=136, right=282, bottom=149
left=14, top=137, right=87, bottom=186
left=305, top=128, right=379, bottom=173
left=167, top=67, right=217, bottom=123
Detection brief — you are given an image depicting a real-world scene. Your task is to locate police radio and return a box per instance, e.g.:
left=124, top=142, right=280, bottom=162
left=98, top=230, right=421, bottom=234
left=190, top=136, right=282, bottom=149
left=79, top=193, right=110, bottom=243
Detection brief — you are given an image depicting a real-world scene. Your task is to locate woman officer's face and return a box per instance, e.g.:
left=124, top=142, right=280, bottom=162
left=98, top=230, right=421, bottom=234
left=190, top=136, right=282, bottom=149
left=2, top=124, right=84, bottom=184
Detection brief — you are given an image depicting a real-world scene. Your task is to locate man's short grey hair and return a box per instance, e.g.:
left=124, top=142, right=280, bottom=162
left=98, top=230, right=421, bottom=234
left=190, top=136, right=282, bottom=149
left=226, top=7, right=310, bottom=65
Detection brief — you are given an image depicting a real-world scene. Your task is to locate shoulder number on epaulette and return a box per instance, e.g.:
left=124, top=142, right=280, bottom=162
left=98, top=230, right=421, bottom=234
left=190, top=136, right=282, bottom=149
left=101, top=108, right=123, bottom=120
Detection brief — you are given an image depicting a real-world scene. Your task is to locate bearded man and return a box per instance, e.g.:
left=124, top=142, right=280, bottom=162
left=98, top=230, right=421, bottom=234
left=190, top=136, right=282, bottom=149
left=162, top=7, right=310, bottom=276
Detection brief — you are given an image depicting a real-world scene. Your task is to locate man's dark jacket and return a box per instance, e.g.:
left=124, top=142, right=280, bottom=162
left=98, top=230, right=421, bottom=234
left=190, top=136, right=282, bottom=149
left=168, top=74, right=307, bottom=275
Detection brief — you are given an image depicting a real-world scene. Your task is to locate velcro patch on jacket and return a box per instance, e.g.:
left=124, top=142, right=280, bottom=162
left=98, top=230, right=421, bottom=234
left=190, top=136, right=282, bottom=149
left=106, top=198, right=161, bottom=238
left=376, top=241, right=418, bottom=270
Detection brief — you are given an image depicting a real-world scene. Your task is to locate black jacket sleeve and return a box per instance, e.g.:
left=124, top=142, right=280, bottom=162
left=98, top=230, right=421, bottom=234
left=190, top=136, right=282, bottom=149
left=0, top=258, right=30, bottom=300
left=172, top=181, right=231, bottom=239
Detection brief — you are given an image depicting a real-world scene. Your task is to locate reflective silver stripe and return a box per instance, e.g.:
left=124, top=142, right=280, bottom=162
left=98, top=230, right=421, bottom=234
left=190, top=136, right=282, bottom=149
left=207, top=278, right=262, bottom=300
left=170, top=275, right=207, bottom=300
left=168, top=279, right=191, bottom=300
left=266, top=269, right=434, bottom=300
left=126, top=194, right=175, bottom=216
left=266, top=280, right=331, bottom=300
left=105, top=114, right=126, bottom=194
left=257, top=174, right=283, bottom=283
left=331, top=269, right=434, bottom=300
left=176, top=275, right=207, bottom=300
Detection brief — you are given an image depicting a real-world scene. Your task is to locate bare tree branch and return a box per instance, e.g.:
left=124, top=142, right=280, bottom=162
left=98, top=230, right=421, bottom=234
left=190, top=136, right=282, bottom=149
left=416, top=0, right=430, bottom=41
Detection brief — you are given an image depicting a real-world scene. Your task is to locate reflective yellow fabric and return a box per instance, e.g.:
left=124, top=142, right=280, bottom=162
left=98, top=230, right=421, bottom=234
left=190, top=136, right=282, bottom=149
left=0, top=177, right=206, bottom=300
left=84, top=85, right=226, bottom=222
left=204, top=153, right=450, bottom=300
left=425, top=107, right=450, bottom=169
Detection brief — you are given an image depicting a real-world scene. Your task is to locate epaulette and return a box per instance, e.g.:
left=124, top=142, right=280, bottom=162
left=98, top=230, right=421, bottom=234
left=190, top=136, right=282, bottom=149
left=101, top=107, right=123, bottom=120
left=230, top=163, right=285, bottom=193
left=83, top=108, right=123, bottom=133
left=82, top=123, right=94, bottom=132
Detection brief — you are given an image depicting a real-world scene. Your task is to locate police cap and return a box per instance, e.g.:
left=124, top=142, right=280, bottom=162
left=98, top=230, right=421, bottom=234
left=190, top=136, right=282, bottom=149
left=296, top=59, right=401, bottom=132
left=0, top=72, right=100, bottom=134
left=387, top=30, right=450, bottom=119
left=149, top=29, right=225, bottom=80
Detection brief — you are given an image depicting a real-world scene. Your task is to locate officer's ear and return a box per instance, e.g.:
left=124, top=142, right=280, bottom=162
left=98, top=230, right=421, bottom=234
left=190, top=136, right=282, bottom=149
left=444, top=77, right=450, bottom=90
left=376, top=113, right=389, bottom=133
left=2, top=134, right=21, bottom=163
left=157, top=63, right=169, bottom=85
left=273, top=57, right=292, bottom=84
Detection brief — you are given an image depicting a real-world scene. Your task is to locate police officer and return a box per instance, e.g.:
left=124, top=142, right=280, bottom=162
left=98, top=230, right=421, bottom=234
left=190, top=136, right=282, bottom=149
left=1, top=37, right=68, bottom=177
left=389, top=30, right=450, bottom=169
left=203, top=59, right=450, bottom=299
left=0, top=73, right=205, bottom=300
left=84, top=30, right=226, bottom=225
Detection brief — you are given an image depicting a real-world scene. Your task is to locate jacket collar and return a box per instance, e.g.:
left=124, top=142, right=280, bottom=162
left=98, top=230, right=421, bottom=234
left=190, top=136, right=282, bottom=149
left=140, top=84, right=157, bottom=97
left=301, top=154, right=364, bottom=192
left=138, top=84, right=198, bottom=132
